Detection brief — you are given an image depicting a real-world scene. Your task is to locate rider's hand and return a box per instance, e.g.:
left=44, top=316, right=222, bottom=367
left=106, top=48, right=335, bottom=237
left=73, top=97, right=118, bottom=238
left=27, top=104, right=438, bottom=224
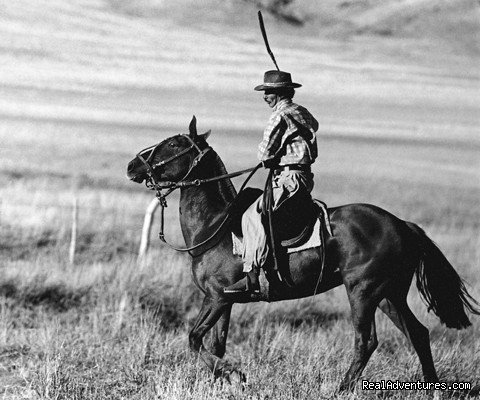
left=262, top=158, right=278, bottom=169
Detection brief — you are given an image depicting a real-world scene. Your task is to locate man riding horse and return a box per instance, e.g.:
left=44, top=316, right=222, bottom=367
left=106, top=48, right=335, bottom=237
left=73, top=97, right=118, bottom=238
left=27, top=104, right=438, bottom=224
left=127, top=72, right=480, bottom=394
left=224, top=70, right=319, bottom=295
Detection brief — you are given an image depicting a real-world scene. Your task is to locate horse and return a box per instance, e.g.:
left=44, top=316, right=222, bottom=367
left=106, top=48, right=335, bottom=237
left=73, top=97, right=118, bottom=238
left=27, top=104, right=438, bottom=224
left=126, top=116, right=480, bottom=392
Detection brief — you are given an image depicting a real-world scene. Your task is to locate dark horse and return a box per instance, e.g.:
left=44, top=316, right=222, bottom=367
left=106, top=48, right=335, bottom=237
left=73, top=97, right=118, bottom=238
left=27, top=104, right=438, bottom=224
left=127, top=117, right=479, bottom=392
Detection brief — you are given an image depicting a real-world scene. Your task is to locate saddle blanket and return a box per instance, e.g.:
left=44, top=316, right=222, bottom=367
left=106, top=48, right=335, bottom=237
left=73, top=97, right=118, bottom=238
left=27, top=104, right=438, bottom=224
left=232, top=218, right=322, bottom=256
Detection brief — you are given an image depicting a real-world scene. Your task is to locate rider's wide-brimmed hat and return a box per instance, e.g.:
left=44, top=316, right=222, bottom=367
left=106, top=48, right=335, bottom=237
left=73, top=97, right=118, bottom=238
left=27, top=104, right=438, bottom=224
left=254, top=70, right=302, bottom=91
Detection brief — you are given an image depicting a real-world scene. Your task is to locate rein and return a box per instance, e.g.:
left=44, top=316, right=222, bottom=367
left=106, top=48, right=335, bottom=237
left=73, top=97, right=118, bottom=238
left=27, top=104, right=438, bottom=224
left=135, top=134, right=262, bottom=254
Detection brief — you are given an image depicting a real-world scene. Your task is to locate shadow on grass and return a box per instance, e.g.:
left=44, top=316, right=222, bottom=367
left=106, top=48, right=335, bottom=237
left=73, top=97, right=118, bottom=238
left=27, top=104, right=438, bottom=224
left=0, top=280, right=88, bottom=312
left=138, top=283, right=201, bottom=329
left=271, top=308, right=346, bottom=329
left=0, top=226, right=58, bottom=260
left=0, top=273, right=202, bottom=331
left=236, top=304, right=348, bottom=331
left=0, top=223, right=137, bottom=263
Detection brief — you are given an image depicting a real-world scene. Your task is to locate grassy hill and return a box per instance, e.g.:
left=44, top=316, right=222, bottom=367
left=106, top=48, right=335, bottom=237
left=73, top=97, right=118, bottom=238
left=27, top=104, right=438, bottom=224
left=1, top=0, right=478, bottom=139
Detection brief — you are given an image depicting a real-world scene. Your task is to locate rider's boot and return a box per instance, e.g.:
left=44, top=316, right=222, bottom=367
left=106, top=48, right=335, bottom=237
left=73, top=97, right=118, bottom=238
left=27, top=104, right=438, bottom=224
left=224, top=267, right=260, bottom=294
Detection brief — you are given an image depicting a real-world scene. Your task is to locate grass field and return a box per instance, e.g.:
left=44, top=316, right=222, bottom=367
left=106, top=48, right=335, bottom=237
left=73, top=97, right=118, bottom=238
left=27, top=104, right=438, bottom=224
left=1, top=1, right=479, bottom=399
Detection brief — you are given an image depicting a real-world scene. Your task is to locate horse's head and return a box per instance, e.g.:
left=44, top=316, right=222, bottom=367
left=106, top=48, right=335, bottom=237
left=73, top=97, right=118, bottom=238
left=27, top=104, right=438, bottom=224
left=127, top=116, right=211, bottom=187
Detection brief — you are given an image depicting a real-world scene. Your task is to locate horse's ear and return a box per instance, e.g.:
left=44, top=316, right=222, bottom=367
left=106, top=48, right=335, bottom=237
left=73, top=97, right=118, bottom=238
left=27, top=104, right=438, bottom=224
left=201, top=130, right=211, bottom=141
left=189, top=115, right=197, bottom=138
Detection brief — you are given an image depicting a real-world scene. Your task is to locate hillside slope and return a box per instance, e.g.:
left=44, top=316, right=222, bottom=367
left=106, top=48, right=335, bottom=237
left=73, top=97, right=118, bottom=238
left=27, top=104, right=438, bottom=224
left=0, top=0, right=478, bottom=142
left=110, top=0, right=480, bottom=55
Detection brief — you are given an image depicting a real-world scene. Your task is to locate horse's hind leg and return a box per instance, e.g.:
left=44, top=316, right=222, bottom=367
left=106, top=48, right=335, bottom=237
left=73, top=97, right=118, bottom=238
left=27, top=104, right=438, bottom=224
left=339, top=298, right=378, bottom=392
left=378, top=298, right=438, bottom=382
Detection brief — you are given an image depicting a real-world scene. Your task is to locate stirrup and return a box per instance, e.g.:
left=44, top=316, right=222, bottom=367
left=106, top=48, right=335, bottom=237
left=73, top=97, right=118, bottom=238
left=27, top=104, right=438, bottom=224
left=224, top=273, right=260, bottom=294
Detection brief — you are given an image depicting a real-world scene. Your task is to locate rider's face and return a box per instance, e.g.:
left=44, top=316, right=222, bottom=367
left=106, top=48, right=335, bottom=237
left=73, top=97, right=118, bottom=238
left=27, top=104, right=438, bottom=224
left=263, top=90, right=279, bottom=108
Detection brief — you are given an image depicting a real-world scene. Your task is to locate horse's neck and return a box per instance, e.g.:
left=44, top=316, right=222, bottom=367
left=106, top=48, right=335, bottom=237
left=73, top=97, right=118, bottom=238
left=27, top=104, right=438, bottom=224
left=179, top=151, right=236, bottom=246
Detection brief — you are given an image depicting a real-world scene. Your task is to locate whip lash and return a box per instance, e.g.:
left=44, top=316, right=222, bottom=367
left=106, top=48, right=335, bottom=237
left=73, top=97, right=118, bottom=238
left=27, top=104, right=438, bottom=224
left=258, top=10, right=280, bottom=71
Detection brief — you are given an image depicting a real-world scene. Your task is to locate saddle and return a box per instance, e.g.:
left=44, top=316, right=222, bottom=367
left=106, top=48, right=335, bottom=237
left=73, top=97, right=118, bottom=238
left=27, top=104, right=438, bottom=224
left=229, top=187, right=321, bottom=248
left=268, top=189, right=319, bottom=248
left=229, top=187, right=331, bottom=288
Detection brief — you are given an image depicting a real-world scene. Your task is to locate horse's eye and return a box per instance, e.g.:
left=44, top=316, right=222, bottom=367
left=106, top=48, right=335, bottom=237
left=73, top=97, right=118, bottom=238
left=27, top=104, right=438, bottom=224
left=169, top=142, right=177, bottom=148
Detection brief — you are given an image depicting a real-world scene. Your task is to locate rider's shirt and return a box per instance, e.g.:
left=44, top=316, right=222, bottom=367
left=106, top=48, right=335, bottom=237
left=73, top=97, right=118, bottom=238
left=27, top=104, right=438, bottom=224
left=257, top=98, right=318, bottom=166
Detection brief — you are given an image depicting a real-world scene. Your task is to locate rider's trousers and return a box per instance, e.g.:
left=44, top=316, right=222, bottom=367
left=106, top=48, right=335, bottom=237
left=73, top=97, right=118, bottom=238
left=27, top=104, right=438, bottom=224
left=242, top=170, right=313, bottom=273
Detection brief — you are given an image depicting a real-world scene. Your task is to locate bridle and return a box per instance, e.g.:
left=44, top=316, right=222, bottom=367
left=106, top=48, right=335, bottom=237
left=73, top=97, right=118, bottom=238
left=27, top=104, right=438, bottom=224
left=134, top=134, right=261, bottom=254
left=135, top=134, right=211, bottom=195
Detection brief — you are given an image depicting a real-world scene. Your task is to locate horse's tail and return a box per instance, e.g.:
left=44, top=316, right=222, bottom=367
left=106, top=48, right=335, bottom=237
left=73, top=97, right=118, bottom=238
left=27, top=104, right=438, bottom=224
left=407, top=221, right=480, bottom=329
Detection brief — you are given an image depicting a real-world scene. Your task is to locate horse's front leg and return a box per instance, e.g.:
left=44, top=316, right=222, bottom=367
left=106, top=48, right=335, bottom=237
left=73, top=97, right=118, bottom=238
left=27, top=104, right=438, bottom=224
left=189, top=297, right=242, bottom=380
left=208, top=304, right=232, bottom=358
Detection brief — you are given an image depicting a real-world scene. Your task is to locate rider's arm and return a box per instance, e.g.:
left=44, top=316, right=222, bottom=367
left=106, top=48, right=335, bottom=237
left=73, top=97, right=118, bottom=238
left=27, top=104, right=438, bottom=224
left=257, top=116, right=287, bottom=166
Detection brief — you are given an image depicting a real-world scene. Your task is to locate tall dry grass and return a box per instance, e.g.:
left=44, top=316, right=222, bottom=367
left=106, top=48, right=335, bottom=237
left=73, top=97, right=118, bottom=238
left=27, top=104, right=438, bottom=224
left=1, top=118, right=479, bottom=399
left=1, top=253, right=478, bottom=399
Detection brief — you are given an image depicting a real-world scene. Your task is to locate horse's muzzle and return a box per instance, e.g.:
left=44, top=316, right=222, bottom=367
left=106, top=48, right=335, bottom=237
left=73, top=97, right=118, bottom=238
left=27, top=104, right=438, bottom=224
left=127, top=158, right=146, bottom=183
left=127, top=173, right=145, bottom=183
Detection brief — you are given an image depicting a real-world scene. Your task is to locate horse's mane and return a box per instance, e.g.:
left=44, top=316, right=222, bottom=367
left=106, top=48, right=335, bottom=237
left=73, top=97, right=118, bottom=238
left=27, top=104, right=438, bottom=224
left=210, top=150, right=237, bottom=203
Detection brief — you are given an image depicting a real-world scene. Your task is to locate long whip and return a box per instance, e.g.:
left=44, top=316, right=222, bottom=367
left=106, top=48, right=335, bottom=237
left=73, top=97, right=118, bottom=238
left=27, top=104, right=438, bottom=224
left=258, top=10, right=280, bottom=71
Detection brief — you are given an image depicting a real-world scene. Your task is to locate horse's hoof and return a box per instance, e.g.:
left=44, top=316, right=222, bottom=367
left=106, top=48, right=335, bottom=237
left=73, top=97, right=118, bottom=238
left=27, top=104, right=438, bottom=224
left=337, top=381, right=355, bottom=394
left=229, top=369, right=246, bottom=385
left=214, top=363, right=246, bottom=386
left=467, top=385, right=480, bottom=396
